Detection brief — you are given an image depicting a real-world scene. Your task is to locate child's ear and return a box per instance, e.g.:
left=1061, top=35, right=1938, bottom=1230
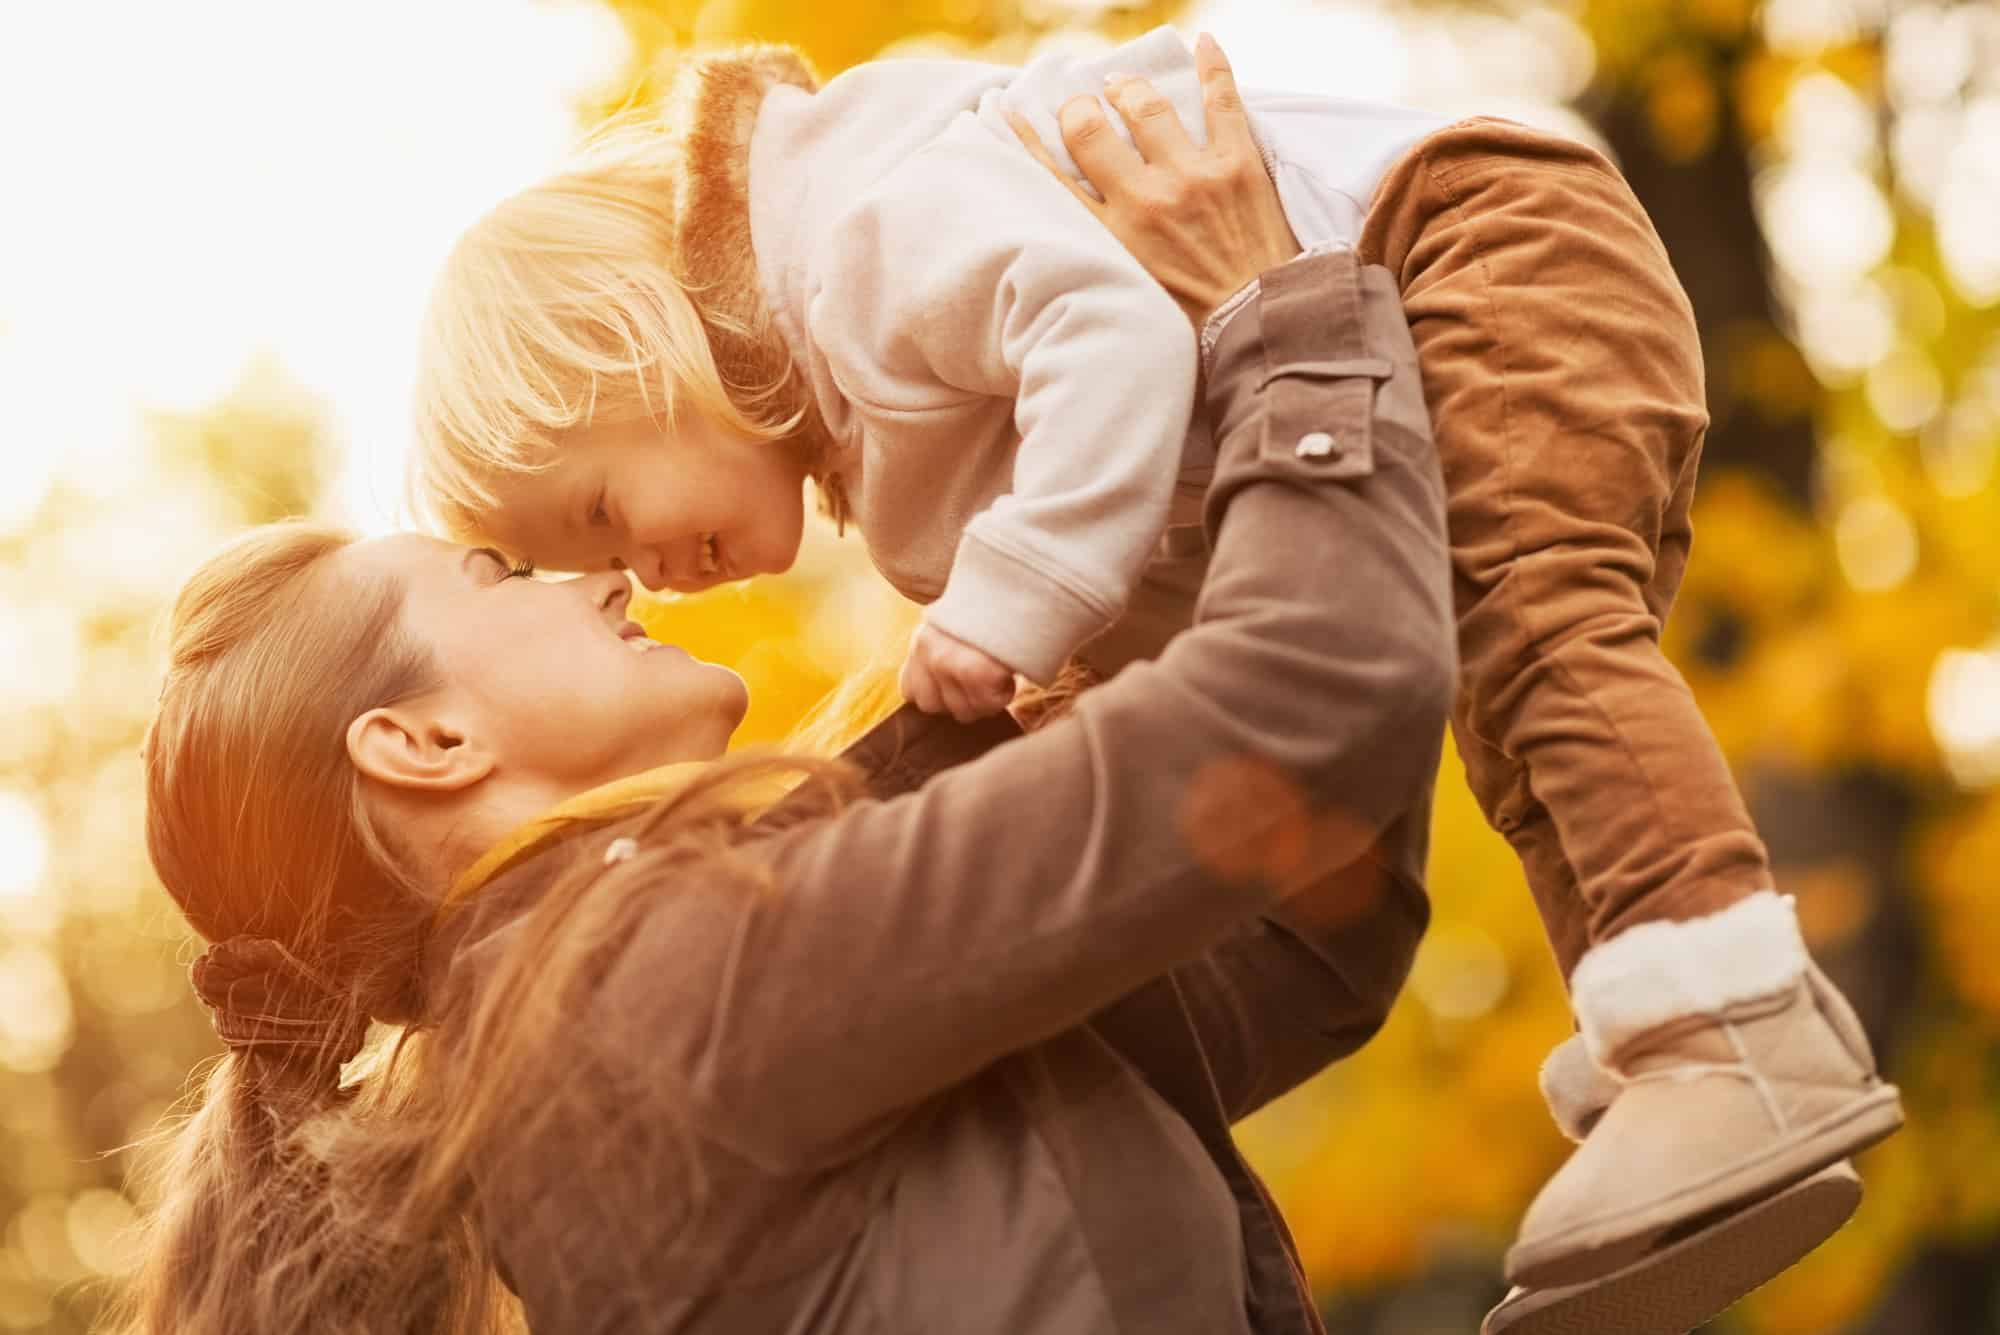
left=347, top=704, right=495, bottom=794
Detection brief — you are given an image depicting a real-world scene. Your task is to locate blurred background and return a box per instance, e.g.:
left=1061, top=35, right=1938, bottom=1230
left=2, top=0, right=1999, bottom=1330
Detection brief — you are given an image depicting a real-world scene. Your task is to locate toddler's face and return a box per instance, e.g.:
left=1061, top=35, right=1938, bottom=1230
left=480, top=412, right=811, bottom=594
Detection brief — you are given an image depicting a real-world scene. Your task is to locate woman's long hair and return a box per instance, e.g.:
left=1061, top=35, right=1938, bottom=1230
left=112, top=521, right=862, bottom=1334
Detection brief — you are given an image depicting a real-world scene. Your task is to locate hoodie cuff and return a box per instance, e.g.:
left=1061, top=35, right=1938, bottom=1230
left=923, top=529, right=1119, bottom=686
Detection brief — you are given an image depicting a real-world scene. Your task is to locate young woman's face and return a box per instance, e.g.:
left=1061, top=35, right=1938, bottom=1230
left=337, top=534, right=749, bottom=788
left=479, top=412, right=812, bottom=594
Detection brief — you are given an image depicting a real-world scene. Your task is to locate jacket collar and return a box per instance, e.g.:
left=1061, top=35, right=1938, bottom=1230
left=438, top=760, right=789, bottom=911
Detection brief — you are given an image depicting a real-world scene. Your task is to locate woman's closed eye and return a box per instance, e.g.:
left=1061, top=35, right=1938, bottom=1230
left=469, top=547, right=536, bottom=583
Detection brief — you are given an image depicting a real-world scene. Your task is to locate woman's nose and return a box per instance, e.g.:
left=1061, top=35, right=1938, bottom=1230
left=586, top=569, right=633, bottom=617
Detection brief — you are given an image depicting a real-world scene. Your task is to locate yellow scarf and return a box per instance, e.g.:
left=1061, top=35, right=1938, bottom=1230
left=439, top=761, right=797, bottom=911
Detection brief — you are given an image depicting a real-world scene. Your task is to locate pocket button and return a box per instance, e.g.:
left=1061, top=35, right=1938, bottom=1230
left=1296, top=431, right=1337, bottom=459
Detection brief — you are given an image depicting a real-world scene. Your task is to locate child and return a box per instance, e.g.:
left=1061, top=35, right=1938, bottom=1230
left=409, top=28, right=1901, bottom=1335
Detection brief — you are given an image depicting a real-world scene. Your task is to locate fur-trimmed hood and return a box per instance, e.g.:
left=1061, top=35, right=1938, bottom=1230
left=664, top=42, right=817, bottom=339
left=658, top=45, right=849, bottom=512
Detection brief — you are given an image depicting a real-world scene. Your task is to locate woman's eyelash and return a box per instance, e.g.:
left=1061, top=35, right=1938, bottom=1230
left=506, top=558, right=537, bottom=580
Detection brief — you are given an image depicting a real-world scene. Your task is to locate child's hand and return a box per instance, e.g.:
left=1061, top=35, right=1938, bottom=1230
left=900, top=623, right=1018, bottom=721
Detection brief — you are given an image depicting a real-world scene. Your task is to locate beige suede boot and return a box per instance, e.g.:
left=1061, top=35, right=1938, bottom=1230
left=1484, top=1034, right=1865, bottom=1335
left=1503, top=892, right=1903, bottom=1292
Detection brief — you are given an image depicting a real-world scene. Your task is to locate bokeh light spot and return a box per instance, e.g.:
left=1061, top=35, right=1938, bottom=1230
left=1835, top=495, right=1920, bottom=591
left=1929, top=646, right=2000, bottom=787
left=1758, top=159, right=1894, bottom=288
left=1866, top=346, right=1946, bottom=433
left=1921, top=403, right=1999, bottom=498
left=1409, top=923, right=1510, bottom=1021
left=1777, top=70, right=1878, bottom=161
left=1935, top=98, right=2000, bottom=305
left=1795, top=282, right=1895, bottom=377
left=0, top=947, right=74, bottom=1074
left=10, top=1194, right=83, bottom=1288
left=1886, top=3, right=1976, bottom=108
left=1761, top=0, right=1863, bottom=55
left=66, top=1190, right=140, bottom=1277
left=0, top=601, right=82, bottom=712
left=0, top=793, right=49, bottom=904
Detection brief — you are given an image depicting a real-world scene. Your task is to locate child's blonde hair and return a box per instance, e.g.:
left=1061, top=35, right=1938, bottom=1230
left=410, top=112, right=810, bottom=540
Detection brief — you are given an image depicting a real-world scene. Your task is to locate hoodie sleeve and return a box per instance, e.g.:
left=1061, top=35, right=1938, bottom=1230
left=811, top=115, right=1198, bottom=684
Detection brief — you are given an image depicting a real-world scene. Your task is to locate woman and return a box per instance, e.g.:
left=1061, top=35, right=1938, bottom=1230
left=119, top=150, right=1455, bottom=1335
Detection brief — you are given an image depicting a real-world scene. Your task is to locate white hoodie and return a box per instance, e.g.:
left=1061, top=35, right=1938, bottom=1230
left=745, top=27, right=1449, bottom=681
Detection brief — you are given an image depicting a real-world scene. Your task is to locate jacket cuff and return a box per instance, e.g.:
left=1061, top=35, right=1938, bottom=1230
left=1198, top=241, right=1350, bottom=380
left=1200, top=244, right=1392, bottom=521
left=923, top=530, right=1119, bottom=685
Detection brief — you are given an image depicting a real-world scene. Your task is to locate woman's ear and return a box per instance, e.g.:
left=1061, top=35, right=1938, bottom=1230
left=347, top=703, right=496, bottom=793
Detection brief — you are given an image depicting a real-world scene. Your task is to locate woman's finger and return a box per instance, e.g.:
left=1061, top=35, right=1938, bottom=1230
left=1102, top=73, right=1198, bottom=169
left=1193, top=33, right=1259, bottom=161
left=1056, top=94, right=1148, bottom=199
left=1006, top=111, right=1104, bottom=216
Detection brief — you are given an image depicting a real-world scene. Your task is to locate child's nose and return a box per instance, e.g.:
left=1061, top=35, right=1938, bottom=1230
left=639, top=546, right=671, bottom=591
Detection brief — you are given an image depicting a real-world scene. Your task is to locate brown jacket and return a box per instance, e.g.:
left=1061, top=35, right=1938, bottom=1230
left=431, top=248, right=1454, bottom=1334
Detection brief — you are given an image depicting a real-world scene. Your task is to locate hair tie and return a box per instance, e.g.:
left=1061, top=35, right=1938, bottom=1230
left=188, top=935, right=368, bottom=1073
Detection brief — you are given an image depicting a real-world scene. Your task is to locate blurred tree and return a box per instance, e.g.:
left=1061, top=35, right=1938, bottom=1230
left=7, top=3, right=1995, bottom=1334
left=1559, top=5, right=2000, bottom=1329
left=0, top=366, right=339, bottom=1334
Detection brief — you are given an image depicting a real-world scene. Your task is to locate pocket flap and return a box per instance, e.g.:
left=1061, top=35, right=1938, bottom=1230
left=1258, top=248, right=1383, bottom=481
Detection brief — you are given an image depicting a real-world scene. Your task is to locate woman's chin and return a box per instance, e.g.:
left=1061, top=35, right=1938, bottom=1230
left=712, top=664, right=752, bottom=727
left=681, top=660, right=752, bottom=745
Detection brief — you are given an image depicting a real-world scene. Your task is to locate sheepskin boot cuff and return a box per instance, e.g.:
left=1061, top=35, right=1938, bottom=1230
left=1570, top=891, right=1807, bottom=1065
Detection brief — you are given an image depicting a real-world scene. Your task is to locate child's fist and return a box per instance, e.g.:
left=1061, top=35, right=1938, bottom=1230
left=900, top=623, right=1018, bottom=721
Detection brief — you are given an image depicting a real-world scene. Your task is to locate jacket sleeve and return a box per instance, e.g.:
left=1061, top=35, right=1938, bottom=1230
left=815, top=119, right=1197, bottom=683
left=604, top=248, right=1456, bottom=1171
left=1166, top=831, right=1431, bottom=1125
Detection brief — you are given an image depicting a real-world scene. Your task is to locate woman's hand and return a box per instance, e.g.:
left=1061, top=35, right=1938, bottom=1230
left=1007, top=35, right=1303, bottom=325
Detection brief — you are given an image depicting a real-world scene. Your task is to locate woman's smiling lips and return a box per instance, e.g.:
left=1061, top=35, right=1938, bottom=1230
left=616, top=619, right=662, bottom=653
left=615, top=618, right=692, bottom=659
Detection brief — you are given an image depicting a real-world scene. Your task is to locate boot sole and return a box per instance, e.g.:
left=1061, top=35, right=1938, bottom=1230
left=1506, top=1083, right=1902, bottom=1289
left=1483, top=1161, right=1861, bottom=1335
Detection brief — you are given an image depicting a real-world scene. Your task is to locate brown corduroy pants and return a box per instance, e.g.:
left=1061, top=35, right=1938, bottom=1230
left=1356, top=118, right=1773, bottom=978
